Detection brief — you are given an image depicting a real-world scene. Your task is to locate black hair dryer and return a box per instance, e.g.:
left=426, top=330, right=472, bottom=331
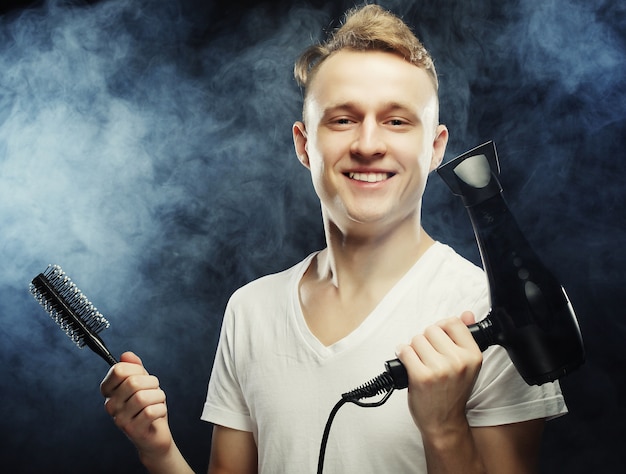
left=435, top=141, right=585, bottom=385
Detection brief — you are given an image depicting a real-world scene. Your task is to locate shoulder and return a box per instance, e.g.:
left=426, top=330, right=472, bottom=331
left=227, top=252, right=317, bottom=310
left=424, top=242, right=487, bottom=299
left=429, top=241, right=483, bottom=278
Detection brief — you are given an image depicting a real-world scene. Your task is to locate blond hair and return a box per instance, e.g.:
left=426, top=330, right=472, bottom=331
left=294, top=4, right=438, bottom=94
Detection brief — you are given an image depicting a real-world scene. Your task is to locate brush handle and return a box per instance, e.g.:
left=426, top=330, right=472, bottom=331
left=85, top=333, right=118, bottom=366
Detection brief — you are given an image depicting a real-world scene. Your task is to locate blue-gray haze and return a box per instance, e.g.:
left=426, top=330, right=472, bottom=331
left=0, top=0, right=624, bottom=472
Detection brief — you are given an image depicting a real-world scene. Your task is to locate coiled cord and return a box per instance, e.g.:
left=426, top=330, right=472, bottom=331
left=317, top=361, right=408, bottom=474
left=341, top=371, right=395, bottom=407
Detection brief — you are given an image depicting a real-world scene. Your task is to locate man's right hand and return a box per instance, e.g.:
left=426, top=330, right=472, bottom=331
left=100, top=351, right=176, bottom=468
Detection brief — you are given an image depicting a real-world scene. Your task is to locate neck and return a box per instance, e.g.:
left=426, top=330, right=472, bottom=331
left=298, top=211, right=436, bottom=347
left=317, top=213, right=435, bottom=292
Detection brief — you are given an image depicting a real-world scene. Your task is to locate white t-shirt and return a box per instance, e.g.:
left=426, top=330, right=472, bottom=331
left=202, top=242, right=567, bottom=473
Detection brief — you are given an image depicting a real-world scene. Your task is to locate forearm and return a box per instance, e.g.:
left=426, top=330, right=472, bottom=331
left=139, top=440, right=195, bottom=474
left=422, top=421, right=486, bottom=474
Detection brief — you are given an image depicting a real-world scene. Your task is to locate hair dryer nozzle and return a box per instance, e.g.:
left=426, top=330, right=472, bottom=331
left=437, top=141, right=502, bottom=207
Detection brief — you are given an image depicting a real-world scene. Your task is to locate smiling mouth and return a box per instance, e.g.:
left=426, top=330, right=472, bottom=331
left=347, top=172, right=394, bottom=183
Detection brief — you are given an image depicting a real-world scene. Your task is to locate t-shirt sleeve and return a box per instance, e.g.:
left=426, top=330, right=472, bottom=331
left=201, top=298, right=255, bottom=433
left=466, top=344, right=568, bottom=427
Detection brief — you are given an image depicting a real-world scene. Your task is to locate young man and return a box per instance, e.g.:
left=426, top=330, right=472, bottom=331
left=100, top=5, right=566, bottom=473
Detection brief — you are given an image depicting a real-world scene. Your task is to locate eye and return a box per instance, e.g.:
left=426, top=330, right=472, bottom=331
left=326, top=116, right=356, bottom=130
left=335, top=117, right=353, bottom=125
left=387, top=118, right=408, bottom=126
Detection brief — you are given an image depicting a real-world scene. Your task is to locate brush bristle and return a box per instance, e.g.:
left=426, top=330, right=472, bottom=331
left=29, top=264, right=110, bottom=348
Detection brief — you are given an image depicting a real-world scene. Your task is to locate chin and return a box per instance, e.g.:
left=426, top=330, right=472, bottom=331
left=345, top=211, right=396, bottom=229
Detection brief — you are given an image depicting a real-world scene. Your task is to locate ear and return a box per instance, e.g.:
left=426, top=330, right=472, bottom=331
left=292, top=121, right=310, bottom=169
left=429, top=124, right=449, bottom=172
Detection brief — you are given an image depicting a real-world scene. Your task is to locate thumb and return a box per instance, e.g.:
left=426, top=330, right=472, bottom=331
left=119, top=351, right=144, bottom=366
left=460, top=310, right=476, bottom=326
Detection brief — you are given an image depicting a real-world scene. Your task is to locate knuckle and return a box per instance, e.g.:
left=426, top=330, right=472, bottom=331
left=395, top=343, right=408, bottom=357
left=416, top=330, right=432, bottom=341
left=410, top=333, right=427, bottom=349
left=111, top=363, right=128, bottom=378
left=132, top=389, right=149, bottom=406
left=422, top=325, right=437, bottom=338
left=125, top=374, right=144, bottom=391
left=142, top=402, right=166, bottom=420
left=103, top=398, right=116, bottom=416
left=440, top=316, right=458, bottom=328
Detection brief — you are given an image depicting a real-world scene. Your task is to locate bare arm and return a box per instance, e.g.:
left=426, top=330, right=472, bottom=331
left=418, top=418, right=544, bottom=474
left=472, top=419, right=545, bottom=474
left=208, top=425, right=257, bottom=474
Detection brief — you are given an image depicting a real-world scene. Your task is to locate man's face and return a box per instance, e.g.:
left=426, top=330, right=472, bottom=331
left=293, top=49, right=448, bottom=234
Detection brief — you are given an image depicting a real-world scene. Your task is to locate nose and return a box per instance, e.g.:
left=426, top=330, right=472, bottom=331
left=350, top=117, right=387, bottom=160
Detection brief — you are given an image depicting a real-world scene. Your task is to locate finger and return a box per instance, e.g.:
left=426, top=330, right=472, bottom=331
left=460, top=311, right=476, bottom=326
left=103, top=373, right=161, bottom=417
left=402, top=332, right=451, bottom=373
left=120, top=374, right=161, bottom=403
left=100, top=361, right=149, bottom=397
left=410, top=321, right=481, bottom=372
left=126, top=387, right=167, bottom=421
left=123, top=402, right=169, bottom=440
left=421, top=323, right=459, bottom=355
left=395, top=342, right=425, bottom=371
left=104, top=375, right=163, bottom=419
left=437, top=317, right=478, bottom=349
left=119, top=389, right=168, bottom=436
left=409, top=330, right=448, bottom=368
left=120, top=351, right=143, bottom=366
left=100, top=351, right=145, bottom=397
left=110, top=397, right=167, bottom=435
left=398, top=337, right=455, bottom=389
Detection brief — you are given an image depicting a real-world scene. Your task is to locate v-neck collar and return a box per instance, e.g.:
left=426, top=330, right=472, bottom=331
left=291, top=243, right=441, bottom=360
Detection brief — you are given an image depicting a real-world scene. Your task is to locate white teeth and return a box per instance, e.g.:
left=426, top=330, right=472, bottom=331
left=348, top=172, right=389, bottom=182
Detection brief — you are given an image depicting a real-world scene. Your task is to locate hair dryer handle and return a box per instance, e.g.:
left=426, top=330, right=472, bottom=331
left=468, top=317, right=495, bottom=352
left=385, top=318, right=495, bottom=390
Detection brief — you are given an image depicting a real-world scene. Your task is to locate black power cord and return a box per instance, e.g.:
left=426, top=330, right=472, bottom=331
left=317, top=359, right=408, bottom=474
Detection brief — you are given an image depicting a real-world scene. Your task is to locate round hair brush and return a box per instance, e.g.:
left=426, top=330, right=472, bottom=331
left=29, top=264, right=118, bottom=366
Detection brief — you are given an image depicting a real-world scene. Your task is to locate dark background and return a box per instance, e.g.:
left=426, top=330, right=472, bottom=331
left=0, top=0, right=624, bottom=472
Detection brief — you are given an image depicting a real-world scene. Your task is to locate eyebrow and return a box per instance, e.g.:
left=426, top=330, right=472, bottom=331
left=322, top=101, right=420, bottom=120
